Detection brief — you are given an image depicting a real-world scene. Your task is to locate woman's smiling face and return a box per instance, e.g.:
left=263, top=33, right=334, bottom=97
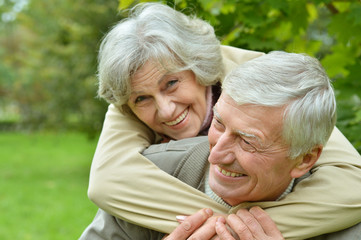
left=127, top=60, right=207, bottom=140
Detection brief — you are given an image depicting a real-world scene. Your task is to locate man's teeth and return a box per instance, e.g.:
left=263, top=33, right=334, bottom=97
left=217, top=166, right=243, bottom=177
left=165, top=108, right=188, bottom=126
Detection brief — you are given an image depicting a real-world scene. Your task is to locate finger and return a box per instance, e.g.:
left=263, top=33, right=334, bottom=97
left=215, top=217, right=236, bottom=240
left=166, top=208, right=213, bottom=240
left=249, top=206, right=283, bottom=238
left=188, top=215, right=218, bottom=240
left=227, top=212, right=254, bottom=239
left=236, top=208, right=283, bottom=240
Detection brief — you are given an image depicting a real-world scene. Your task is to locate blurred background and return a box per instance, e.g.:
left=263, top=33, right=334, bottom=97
left=1, top=0, right=360, bottom=239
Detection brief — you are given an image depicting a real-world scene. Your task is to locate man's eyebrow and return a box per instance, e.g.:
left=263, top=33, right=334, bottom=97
left=214, top=106, right=262, bottom=145
left=213, top=106, right=221, bottom=120
left=235, top=129, right=265, bottom=149
left=234, top=130, right=257, bottom=139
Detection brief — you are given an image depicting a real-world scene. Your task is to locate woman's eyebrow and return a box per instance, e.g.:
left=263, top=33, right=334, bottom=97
left=157, top=71, right=172, bottom=85
left=130, top=72, right=172, bottom=96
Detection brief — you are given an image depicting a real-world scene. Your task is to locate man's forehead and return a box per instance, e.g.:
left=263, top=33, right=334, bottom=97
left=213, top=96, right=286, bottom=146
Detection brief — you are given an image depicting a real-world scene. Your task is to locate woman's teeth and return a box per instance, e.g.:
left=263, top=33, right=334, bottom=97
left=165, top=108, right=189, bottom=126
left=217, top=166, right=243, bottom=177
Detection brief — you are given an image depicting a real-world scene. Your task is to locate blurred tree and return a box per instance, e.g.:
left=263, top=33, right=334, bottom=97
left=0, top=0, right=120, bottom=136
left=117, top=0, right=361, bottom=152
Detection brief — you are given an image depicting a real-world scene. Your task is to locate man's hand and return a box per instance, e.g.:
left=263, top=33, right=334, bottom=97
left=215, top=206, right=284, bottom=240
left=164, top=208, right=214, bottom=240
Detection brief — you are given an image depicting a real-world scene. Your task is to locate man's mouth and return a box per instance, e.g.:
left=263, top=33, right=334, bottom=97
left=217, top=166, right=244, bottom=178
left=164, top=108, right=189, bottom=126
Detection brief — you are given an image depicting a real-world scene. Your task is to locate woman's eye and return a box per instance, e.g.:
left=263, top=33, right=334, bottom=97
left=166, top=80, right=178, bottom=88
left=135, top=96, right=147, bottom=104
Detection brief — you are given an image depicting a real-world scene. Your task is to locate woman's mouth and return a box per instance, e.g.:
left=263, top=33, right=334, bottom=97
left=164, top=108, right=189, bottom=126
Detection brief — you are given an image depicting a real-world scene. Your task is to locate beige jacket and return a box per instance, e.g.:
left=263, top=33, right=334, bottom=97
left=88, top=46, right=361, bottom=240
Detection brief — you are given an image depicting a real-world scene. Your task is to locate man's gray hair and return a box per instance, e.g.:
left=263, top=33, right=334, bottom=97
left=97, top=3, right=223, bottom=109
left=222, top=51, right=336, bottom=159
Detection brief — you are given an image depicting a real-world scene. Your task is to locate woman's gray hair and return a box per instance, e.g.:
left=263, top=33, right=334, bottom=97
left=97, top=3, right=223, bottom=109
left=222, top=51, right=336, bottom=159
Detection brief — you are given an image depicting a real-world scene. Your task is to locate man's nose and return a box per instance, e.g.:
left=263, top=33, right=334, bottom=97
left=156, top=96, right=175, bottom=120
left=208, top=133, right=235, bottom=164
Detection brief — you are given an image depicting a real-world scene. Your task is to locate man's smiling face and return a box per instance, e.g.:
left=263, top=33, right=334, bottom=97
left=207, top=93, right=301, bottom=206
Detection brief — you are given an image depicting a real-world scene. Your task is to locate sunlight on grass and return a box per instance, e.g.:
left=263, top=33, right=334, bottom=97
left=0, top=132, right=99, bottom=240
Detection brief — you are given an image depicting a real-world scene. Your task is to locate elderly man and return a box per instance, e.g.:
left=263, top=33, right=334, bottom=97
left=79, top=51, right=361, bottom=240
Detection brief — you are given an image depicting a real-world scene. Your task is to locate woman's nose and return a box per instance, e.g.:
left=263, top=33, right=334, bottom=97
left=208, top=133, right=235, bottom=165
left=155, top=96, right=175, bottom=120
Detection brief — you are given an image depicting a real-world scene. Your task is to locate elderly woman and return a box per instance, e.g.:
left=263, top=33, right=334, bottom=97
left=87, top=3, right=361, bottom=239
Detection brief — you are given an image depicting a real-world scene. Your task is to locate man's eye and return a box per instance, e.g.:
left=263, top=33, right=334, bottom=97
left=212, top=118, right=224, bottom=129
left=240, top=139, right=256, bottom=153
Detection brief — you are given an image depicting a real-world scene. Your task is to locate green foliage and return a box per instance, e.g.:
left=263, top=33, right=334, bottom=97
left=117, top=0, right=361, bottom=152
left=0, top=0, right=120, bottom=136
left=0, top=132, right=98, bottom=239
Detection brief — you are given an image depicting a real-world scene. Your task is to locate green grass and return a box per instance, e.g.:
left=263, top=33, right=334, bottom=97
left=0, top=132, right=99, bottom=240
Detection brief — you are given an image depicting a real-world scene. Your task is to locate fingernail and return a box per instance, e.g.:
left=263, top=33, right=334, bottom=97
left=176, top=215, right=186, bottom=222
left=215, top=220, right=224, bottom=230
left=217, top=216, right=226, bottom=223
left=205, top=208, right=213, bottom=216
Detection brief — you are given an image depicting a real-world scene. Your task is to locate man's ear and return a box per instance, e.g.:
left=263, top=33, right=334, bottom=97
left=290, top=145, right=323, bottom=179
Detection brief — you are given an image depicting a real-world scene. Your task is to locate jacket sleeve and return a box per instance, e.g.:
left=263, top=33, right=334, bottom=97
left=87, top=104, right=228, bottom=233
left=220, top=45, right=265, bottom=75
left=230, top=127, right=361, bottom=240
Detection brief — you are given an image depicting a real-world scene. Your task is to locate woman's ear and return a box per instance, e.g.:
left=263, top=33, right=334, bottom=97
left=290, top=145, right=323, bottom=178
